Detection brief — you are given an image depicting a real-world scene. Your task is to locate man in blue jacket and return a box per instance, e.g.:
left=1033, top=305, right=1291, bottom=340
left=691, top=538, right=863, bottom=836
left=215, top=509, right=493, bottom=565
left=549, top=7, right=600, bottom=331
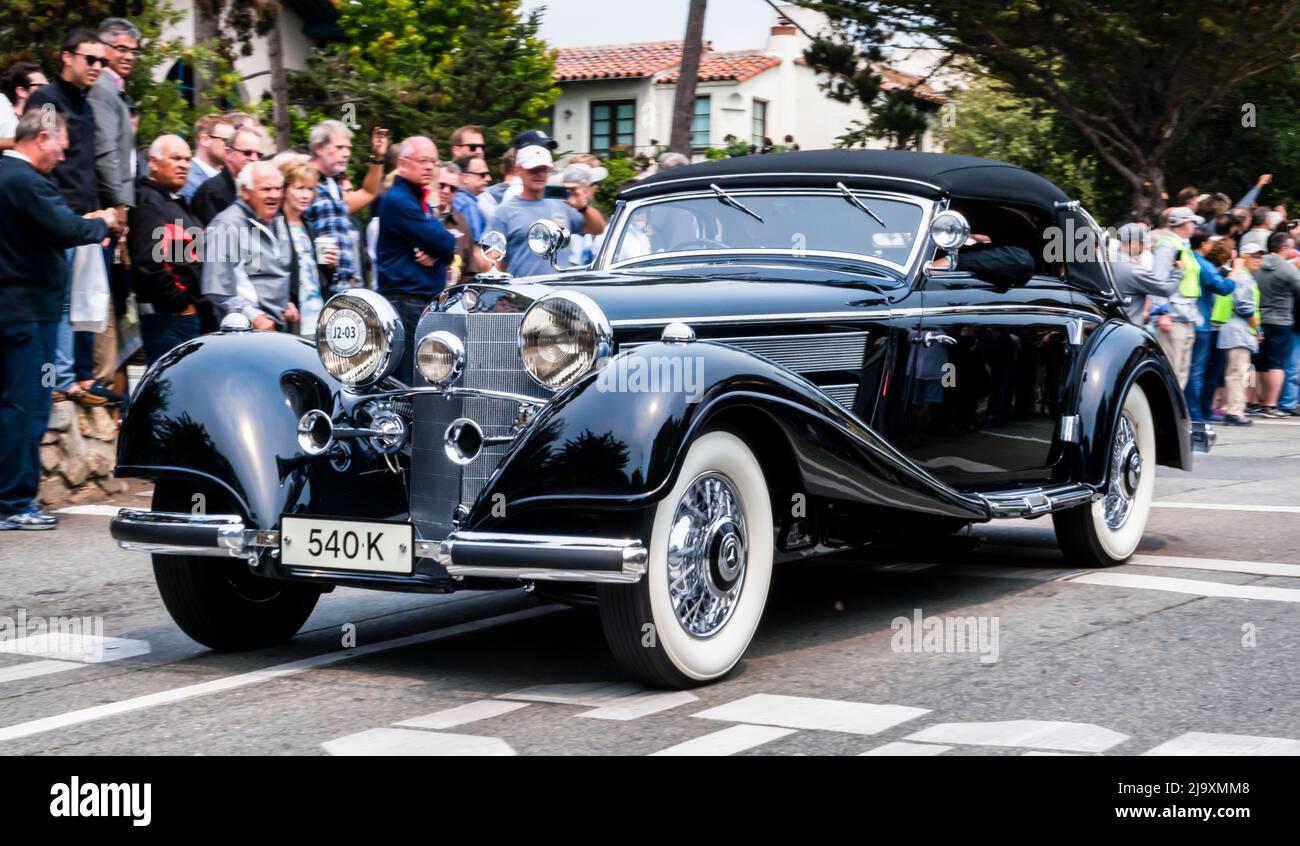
left=0, top=110, right=115, bottom=529
left=376, top=135, right=456, bottom=383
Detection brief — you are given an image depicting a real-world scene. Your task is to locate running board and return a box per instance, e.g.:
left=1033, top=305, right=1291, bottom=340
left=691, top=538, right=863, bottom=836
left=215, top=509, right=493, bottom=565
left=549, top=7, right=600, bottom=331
left=981, top=484, right=1099, bottom=518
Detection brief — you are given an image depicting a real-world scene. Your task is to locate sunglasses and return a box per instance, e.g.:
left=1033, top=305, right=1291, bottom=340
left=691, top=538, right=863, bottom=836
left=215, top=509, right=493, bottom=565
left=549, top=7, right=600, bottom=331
left=462, top=143, right=485, bottom=151
left=73, top=53, right=109, bottom=67
left=232, top=148, right=261, bottom=159
left=468, top=170, right=491, bottom=178
left=437, top=182, right=460, bottom=192
left=103, top=43, right=143, bottom=57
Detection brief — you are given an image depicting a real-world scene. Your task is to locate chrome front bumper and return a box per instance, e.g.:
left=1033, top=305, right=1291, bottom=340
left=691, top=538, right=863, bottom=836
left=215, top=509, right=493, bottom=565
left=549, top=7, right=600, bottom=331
left=110, top=510, right=278, bottom=558
left=112, top=510, right=647, bottom=585
left=421, top=532, right=648, bottom=584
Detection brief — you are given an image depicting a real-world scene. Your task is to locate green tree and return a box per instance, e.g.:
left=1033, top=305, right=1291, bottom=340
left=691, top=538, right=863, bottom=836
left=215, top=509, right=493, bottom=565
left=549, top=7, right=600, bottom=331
left=0, top=0, right=246, bottom=142
left=287, top=0, right=558, bottom=169
left=937, top=73, right=1107, bottom=213
left=798, top=1, right=1300, bottom=216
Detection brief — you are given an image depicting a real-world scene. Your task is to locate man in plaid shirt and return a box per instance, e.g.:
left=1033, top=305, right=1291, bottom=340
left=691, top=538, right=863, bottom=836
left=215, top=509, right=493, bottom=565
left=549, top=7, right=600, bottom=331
left=304, top=119, right=389, bottom=293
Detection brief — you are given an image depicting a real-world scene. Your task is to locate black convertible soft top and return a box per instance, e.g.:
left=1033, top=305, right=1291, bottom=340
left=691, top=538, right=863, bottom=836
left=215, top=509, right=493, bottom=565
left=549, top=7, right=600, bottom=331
left=620, top=149, right=1071, bottom=212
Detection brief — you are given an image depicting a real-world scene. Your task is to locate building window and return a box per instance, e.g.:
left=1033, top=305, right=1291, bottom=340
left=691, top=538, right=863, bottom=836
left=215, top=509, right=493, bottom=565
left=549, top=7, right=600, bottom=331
left=591, top=100, right=635, bottom=154
left=752, top=99, right=768, bottom=147
left=691, top=95, right=711, bottom=149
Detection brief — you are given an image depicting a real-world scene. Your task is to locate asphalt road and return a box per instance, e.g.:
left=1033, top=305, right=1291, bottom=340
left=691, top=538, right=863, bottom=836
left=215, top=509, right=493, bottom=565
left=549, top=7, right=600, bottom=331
left=2, top=418, right=1298, bottom=756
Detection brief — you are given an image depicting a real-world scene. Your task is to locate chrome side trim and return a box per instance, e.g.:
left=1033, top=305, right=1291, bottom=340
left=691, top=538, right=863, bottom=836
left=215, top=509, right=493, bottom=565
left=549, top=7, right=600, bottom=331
left=423, top=532, right=648, bottom=584
left=1059, top=415, right=1081, bottom=443
left=610, top=305, right=1106, bottom=329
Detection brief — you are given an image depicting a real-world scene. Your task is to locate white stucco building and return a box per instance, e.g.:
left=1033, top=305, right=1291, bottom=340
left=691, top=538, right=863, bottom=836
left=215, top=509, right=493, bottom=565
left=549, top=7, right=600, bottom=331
left=549, top=6, right=947, bottom=157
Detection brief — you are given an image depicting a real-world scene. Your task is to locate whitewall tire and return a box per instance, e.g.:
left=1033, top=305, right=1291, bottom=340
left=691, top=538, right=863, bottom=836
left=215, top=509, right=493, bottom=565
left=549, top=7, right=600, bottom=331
left=1055, top=383, right=1156, bottom=566
left=598, top=430, right=774, bottom=688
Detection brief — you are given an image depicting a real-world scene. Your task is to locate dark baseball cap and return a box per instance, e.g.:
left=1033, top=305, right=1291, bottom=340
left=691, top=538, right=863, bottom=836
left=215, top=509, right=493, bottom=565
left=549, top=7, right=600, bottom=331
left=513, top=129, right=558, bottom=150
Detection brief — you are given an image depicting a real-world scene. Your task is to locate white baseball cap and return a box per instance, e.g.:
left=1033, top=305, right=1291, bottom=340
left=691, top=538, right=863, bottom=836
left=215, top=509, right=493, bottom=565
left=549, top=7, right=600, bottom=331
left=517, top=145, right=554, bottom=171
left=548, top=162, right=609, bottom=188
left=1166, top=207, right=1204, bottom=227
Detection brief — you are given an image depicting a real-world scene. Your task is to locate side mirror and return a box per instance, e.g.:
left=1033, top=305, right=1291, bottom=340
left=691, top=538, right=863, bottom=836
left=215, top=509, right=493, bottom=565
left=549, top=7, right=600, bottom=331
left=528, top=219, right=571, bottom=271
left=929, top=210, right=971, bottom=270
left=477, top=230, right=509, bottom=280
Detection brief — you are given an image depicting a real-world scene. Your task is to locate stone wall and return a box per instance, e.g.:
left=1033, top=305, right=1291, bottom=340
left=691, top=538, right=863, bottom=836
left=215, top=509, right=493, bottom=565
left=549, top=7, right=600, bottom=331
left=38, top=403, right=128, bottom=509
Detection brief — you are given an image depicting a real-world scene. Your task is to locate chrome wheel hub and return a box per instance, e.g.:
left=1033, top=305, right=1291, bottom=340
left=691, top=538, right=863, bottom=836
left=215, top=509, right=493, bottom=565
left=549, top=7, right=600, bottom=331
left=1103, top=412, right=1140, bottom=530
left=666, top=471, right=748, bottom=638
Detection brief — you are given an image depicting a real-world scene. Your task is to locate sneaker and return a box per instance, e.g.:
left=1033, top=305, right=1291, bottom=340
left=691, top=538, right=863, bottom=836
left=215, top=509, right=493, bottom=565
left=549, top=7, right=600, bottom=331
left=1222, top=415, right=1254, bottom=426
left=0, top=509, right=58, bottom=530
left=1262, top=407, right=1289, bottom=418
left=1205, top=412, right=1226, bottom=423
left=1246, top=405, right=1266, bottom=416
left=1285, top=407, right=1300, bottom=417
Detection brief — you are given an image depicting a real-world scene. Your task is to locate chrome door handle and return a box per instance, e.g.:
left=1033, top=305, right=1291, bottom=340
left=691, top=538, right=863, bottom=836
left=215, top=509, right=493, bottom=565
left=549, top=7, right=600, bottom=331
left=912, top=331, right=957, bottom=347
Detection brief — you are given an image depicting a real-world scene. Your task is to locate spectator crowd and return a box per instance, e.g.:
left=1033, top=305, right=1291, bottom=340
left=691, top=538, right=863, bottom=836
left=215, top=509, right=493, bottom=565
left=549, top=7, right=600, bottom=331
left=3, top=18, right=1297, bottom=533
left=1109, top=176, right=1300, bottom=427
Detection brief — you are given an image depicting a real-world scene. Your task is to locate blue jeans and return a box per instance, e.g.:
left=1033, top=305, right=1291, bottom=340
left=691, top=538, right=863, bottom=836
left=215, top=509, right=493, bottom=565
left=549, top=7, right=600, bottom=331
left=1281, top=330, right=1300, bottom=411
left=139, top=312, right=201, bottom=365
left=1184, top=331, right=1213, bottom=422
left=0, top=322, right=58, bottom=515
left=1201, top=330, right=1226, bottom=419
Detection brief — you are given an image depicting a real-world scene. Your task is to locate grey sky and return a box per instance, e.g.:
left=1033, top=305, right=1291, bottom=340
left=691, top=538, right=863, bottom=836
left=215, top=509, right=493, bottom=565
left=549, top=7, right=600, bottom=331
left=521, top=0, right=782, bottom=51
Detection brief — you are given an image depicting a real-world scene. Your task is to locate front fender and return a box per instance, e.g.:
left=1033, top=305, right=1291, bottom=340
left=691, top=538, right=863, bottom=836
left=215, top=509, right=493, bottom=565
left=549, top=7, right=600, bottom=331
left=116, top=331, right=405, bottom=529
left=464, top=342, right=990, bottom=534
left=1074, top=320, right=1192, bottom=485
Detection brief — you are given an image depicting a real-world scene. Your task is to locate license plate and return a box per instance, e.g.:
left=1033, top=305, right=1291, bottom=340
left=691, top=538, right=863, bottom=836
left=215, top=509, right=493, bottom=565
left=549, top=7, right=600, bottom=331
left=280, top=517, right=413, bottom=575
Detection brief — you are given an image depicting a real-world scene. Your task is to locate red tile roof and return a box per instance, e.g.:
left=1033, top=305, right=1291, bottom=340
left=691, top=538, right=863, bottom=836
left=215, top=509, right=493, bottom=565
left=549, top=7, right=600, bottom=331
left=554, top=42, right=780, bottom=84
left=656, top=51, right=783, bottom=84
left=876, top=65, right=947, bottom=105
left=554, top=41, right=686, bottom=81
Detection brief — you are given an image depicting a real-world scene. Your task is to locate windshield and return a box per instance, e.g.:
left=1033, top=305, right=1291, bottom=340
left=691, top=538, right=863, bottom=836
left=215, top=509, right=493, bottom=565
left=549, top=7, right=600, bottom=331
left=607, top=190, right=928, bottom=273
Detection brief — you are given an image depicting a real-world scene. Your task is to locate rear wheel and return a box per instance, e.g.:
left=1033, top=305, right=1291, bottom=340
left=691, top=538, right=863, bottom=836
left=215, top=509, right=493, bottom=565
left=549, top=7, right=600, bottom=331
left=151, top=483, right=321, bottom=650
left=598, top=431, right=773, bottom=688
left=1054, top=384, right=1156, bottom=567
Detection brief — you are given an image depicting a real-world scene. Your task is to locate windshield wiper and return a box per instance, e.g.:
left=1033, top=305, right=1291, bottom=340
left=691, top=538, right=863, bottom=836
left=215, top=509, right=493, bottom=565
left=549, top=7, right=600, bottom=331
left=710, top=183, right=763, bottom=223
left=836, top=182, right=885, bottom=226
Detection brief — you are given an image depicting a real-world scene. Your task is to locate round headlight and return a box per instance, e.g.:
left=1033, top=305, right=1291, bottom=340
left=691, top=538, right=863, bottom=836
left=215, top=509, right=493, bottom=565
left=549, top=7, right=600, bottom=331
left=518, top=292, right=612, bottom=390
left=316, top=290, right=405, bottom=387
left=528, top=219, right=569, bottom=258
left=929, top=210, right=972, bottom=251
left=416, top=331, right=465, bottom=386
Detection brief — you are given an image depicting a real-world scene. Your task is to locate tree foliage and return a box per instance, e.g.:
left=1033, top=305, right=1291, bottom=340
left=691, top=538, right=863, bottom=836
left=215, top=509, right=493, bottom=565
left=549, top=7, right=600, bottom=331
left=0, top=0, right=247, bottom=142
left=287, top=0, right=559, bottom=167
left=799, top=1, right=1300, bottom=215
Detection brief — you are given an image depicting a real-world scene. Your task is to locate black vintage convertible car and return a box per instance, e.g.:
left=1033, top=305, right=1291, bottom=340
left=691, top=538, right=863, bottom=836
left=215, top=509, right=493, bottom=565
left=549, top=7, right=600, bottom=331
left=111, top=150, right=1205, bottom=688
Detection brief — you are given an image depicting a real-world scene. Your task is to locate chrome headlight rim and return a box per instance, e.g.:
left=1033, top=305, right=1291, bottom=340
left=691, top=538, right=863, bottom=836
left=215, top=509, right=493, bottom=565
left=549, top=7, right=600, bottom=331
left=316, top=289, right=405, bottom=389
left=517, top=291, right=613, bottom=392
left=929, top=209, right=971, bottom=252
left=415, top=330, right=466, bottom=387
left=527, top=218, right=570, bottom=259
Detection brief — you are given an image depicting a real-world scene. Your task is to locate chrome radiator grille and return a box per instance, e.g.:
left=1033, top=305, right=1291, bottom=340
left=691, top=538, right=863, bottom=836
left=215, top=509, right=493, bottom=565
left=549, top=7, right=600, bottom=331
left=409, top=308, right=548, bottom=539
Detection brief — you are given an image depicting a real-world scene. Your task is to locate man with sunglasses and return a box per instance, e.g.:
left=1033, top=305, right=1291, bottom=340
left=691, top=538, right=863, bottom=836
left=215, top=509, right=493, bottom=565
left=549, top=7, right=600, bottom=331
left=191, top=126, right=261, bottom=225
left=88, top=18, right=140, bottom=224
left=26, top=29, right=125, bottom=408
left=451, top=153, right=490, bottom=239
left=181, top=113, right=233, bottom=200
left=434, top=162, right=487, bottom=284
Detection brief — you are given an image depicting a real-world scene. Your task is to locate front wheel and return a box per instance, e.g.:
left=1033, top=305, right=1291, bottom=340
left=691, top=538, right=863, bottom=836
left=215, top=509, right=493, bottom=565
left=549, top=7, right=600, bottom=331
left=1054, top=383, right=1156, bottom=566
left=598, top=431, right=774, bottom=688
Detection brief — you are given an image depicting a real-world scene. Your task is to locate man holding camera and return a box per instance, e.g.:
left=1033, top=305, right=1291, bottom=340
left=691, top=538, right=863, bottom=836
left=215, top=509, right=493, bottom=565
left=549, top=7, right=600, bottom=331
left=483, top=144, right=605, bottom=279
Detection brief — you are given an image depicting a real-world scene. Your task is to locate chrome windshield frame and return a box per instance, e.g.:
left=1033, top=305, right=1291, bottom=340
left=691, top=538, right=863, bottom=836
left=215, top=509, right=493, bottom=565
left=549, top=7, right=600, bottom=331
left=599, top=187, right=936, bottom=277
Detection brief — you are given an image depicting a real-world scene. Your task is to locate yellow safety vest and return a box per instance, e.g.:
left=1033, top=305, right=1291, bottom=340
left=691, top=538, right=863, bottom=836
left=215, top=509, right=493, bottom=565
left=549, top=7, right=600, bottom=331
left=1159, top=235, right=1200, bottom=299
left=1211, top=272, right=1260, bottom=332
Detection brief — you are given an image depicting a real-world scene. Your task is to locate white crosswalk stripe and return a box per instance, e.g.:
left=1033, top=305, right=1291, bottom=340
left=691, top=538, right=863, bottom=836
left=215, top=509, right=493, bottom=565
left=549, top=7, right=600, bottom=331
left=693, top=693, right=929, bottom=735
left=860, top=741, right=952, bottom=756
left=651, top=725, right=796, bottom=756
left=0, top=660, right=84, bottom=684
left=1065, top=572, right=1300, bottom=603
left=1128, top=554, right=1300, bottom=578
left=1142, top=732, right=1300, bottom=756
left=906, top=720, right=1128, bottom=753
left=323, top=727, right=515, bottom=756
left=395, top=700, right=529, bottom=730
